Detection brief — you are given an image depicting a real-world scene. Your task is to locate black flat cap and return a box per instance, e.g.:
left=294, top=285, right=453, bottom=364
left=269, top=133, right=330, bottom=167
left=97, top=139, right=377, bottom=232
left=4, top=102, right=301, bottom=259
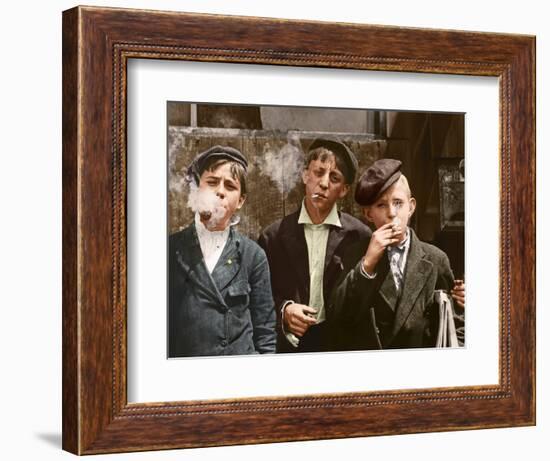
left=355, top=158, right=402, bottom=206
left=187, top=145, right=248, bottom=184
left=308, top=138, right=358, bottom=184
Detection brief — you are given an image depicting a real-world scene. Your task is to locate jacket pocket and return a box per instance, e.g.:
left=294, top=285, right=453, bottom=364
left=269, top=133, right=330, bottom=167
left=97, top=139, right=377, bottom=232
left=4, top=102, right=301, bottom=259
left=226, top=279, right=251, bottom=309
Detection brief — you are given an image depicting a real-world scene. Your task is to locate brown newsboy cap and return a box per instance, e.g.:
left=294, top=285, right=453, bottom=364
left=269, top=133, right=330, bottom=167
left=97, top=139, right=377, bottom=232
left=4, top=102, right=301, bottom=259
left=308, top=138, right=358, bottom=184
left=355, top=158, right=402, bottom=206
left=187, top=145, right=248, bottom=184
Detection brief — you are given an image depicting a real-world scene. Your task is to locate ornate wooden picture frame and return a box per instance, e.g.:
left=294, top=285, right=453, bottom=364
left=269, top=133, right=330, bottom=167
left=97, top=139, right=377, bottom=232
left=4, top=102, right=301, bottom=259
left=62, top=5, right=535, bottom=455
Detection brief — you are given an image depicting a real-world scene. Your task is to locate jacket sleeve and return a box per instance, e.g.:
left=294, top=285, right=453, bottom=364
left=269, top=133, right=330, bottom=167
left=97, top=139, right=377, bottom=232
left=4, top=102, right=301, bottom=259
left=329, top=259, right=378, bottom=324
left=248, top=247, right=277, bottom=353
left=326, top=239, right=383, bottom=352
left=168, top=234, right=182, bottom=357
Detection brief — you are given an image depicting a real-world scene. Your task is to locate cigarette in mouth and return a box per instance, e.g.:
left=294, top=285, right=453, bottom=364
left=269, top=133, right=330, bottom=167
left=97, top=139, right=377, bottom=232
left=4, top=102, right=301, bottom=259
left=311, top=193, right=321, bottom=199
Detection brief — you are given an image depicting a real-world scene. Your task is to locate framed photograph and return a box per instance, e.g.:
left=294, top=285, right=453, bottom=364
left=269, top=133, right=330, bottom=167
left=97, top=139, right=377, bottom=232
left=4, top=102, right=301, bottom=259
left=62, top=5, right=535, bottom=454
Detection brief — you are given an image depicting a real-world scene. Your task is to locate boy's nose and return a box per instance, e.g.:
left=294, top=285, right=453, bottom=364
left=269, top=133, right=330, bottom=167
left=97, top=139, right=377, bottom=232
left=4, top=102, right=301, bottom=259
left=319, top=174, right=329, bottom=189
left=215, top=185, right=226, bottom=198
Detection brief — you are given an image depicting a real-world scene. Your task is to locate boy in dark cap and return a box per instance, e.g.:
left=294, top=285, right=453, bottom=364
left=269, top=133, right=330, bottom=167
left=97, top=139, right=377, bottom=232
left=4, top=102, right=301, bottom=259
left=258, top=139, right=371, bottom=353
left=328, top=158, right=464, bottom=350
left=168, top=146, right=276, bottom=357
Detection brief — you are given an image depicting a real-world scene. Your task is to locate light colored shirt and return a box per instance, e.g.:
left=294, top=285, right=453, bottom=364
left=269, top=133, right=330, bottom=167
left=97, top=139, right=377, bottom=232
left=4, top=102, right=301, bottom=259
left=298, top=201, right=342, bottom=323
left=283, top=201, right=341, bottom=347
left=194, top=213, right=230, bottom=274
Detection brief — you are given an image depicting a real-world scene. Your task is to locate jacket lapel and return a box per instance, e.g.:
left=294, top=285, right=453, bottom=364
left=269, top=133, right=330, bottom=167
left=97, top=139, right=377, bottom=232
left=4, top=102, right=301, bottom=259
left=322, top=224, right=347, bottom=290
left=280, top=213, right=310, bottom=298
left=211, top=229, right=241, bottom=293
left=387, top=230, right=433, bottom=345
left=378, top=254, right=399, bottom=311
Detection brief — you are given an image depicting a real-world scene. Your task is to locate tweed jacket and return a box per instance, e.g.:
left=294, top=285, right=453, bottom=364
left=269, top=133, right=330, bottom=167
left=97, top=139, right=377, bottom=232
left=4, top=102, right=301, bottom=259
left=328, top=229, right=464, bottom=350
left=168, top=223, right=276, bottom=357
left=258, top=209, right=372, bottom=352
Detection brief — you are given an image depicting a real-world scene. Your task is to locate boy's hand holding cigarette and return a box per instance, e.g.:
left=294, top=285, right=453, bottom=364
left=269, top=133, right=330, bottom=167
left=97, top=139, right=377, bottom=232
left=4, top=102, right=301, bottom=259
left=283, top=303, right=318, bottom=337
left=362, top=220, right=402, bottom=275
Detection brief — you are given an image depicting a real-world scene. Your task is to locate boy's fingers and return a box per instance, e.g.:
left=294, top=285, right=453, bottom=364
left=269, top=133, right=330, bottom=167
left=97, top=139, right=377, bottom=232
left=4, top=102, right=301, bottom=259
left=378, top=228, right=397, bottom=239
left=451, top=293, right=465, bottom=309
left=292, top=322, right=308, bottom=333
left=295, top=308, right=317, bottom=325
left=296, top=313, right=317, bottom=325
left=290, top=316, right=311, bottom=329
left=290, top=326, right=306, bottom=337
left=302, top=306, right=318, bottom=315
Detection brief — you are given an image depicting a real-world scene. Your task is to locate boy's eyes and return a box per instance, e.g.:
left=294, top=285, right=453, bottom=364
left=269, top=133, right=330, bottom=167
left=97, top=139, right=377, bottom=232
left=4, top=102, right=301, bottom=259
left=313, top=170, right=342, bottom=182
left=206, top=179, right=237, bottom=190
left=376, top=200, right=404, bottom=208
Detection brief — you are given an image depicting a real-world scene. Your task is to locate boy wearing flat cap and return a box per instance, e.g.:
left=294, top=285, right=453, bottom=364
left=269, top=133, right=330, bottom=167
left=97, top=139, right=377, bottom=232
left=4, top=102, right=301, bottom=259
left=258, top=139, right=371, bottom=353
left=328, top=159, right=464, bottom=351
left=168, top=146, right=276, bottom=357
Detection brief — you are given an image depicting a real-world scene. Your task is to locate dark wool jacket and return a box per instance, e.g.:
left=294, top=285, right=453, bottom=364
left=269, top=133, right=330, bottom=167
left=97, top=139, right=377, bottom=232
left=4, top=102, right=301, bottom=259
left=258, top=209, right=372, bottom=352
left=169, top=223, right=276, bottom=357
left=328, top=229, right=465, bottom=351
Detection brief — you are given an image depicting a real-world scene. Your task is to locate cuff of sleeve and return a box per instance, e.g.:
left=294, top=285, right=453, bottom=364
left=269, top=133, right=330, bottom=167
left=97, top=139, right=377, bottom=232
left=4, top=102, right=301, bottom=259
left=359, top=257, right=377, bottom=279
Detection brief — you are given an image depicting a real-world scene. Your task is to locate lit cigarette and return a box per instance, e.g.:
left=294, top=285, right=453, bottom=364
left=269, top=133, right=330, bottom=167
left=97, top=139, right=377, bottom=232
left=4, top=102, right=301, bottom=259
left=311, top=193, right=321, bottom=199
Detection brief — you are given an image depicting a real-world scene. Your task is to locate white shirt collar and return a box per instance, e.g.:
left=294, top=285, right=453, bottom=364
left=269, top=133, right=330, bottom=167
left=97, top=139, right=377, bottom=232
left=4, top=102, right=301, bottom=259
left=387, top=228, right=411, bottom=274
left=194, top=213, right=230, bottom=273
left=297, top=200, right=342, bottom=227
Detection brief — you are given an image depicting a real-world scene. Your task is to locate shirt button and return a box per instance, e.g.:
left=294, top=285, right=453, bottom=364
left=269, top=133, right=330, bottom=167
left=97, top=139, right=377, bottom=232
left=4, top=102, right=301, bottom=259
left=221, top=340, right=227, bottom=347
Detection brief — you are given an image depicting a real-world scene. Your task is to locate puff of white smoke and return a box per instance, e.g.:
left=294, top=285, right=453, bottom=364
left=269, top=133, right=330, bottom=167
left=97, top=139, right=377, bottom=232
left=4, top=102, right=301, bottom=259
left=168, top=128, right=186, bottom=197
left=259, top=135, right=304, bottom=196
left=186, top=181, right=226, bottom=230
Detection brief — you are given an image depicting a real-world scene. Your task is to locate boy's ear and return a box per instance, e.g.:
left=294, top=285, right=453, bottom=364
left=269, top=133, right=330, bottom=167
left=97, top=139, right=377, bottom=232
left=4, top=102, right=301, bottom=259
left=408, top=197, right=416, bottom=218
left=301, top=168, right=309, bottom=185
left=237, top=194, right=246, bottom=210
left=338, top=183, right=350, bottom=199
